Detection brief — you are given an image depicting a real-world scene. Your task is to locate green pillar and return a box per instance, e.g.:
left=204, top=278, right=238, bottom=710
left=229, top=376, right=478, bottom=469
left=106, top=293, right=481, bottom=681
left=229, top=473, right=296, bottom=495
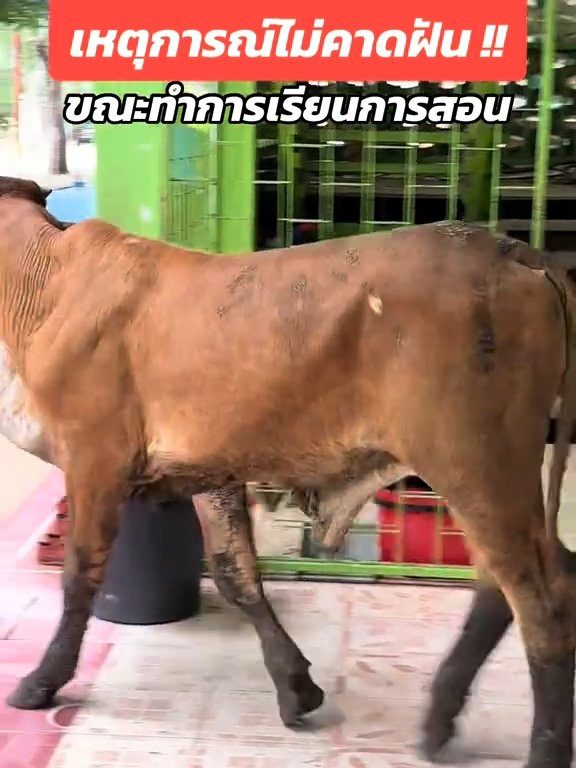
left=216, top=82, right=256, bottom=253
left=94, top=83, right=167, bottom=239
left=94, top=82, right=255, bottom=253
left=461, top=82, right=497, bottom=225
left=532, top=0, right=556, bottom=249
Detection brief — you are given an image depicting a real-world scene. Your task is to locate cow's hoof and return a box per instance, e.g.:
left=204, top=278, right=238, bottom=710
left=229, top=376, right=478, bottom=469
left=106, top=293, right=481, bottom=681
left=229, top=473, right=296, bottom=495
left=524, top=745, right=572, bottom=768
left=279, top=673, right=325, bottom=728
left=524, top=759, right=572, bottom=768
left=418, top=716, right=456, bottom=762
left=7, top=676, right=56, bottom=710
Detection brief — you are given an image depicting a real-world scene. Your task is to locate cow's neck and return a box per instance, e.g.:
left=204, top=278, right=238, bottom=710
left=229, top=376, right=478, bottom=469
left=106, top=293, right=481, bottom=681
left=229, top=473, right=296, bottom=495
left=0, top=205, right=59, bottom=461
left=0, top=342, right=49, bottom=459
left=1, top=222, right=59, bottom=352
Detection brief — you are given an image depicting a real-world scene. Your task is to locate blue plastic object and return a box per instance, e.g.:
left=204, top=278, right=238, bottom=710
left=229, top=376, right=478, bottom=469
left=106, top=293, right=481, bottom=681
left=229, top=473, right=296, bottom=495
left=46, top=181, right=96, bottom=223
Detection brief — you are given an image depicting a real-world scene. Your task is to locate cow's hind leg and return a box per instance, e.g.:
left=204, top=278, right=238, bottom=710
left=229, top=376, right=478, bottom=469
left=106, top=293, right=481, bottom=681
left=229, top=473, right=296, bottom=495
left=421, top=577, right=513, bottom=759
left=7, top=463, right=123, bottom=710
left=422, top=539, right=576, bottom=756
left=421, top=484, right=575, bottom=768
left=195, top=485, right=324, bottom=727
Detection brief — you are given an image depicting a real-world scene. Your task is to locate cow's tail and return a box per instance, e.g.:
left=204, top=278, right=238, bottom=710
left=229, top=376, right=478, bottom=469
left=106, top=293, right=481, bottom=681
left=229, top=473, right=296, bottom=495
left=545, top=270, right=576, bottom=543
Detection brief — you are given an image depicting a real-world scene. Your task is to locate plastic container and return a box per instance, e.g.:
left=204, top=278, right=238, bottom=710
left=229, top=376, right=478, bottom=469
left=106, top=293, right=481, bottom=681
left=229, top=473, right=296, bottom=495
left=93, top=498, right=204, bottom=625
left=377, top=489, right=471, bottom=566
left=46, top=181, right=96, bottom=223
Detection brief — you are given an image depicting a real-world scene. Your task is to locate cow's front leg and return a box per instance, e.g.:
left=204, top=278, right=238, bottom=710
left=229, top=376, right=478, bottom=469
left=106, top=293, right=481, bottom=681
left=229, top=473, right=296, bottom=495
left=7, top=459, right=123, bottom=710
left=195, top=485, right=324, bottom=727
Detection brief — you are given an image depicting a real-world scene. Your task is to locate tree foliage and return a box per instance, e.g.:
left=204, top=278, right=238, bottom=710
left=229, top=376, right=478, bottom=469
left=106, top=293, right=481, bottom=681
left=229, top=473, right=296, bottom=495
left=0, top=0, right=67, bottom=176
left=0, top=0, right=47, bottom=28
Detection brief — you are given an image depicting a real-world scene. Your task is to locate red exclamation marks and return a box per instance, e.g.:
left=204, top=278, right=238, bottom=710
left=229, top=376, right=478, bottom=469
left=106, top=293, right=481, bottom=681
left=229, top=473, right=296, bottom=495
left=480, top=25, right=508, bottom=58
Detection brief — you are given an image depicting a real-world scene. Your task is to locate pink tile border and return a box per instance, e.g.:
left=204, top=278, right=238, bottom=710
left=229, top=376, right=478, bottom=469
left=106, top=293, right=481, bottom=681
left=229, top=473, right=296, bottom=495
left=0, top=645, right=113, bottom=767
left=0, top=470, right=534, bottom=768
left=0, top=471, right=111, bottom=768
left=0, top=469, right=65, bottom=573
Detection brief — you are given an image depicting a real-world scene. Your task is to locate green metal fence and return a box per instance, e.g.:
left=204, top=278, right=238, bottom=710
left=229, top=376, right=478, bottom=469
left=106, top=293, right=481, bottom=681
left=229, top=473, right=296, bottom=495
left=95, top=0, right=576, bottom=584
left=249, top=3, right=576, bottom=261
left=255, top=83, right=504, bottom=250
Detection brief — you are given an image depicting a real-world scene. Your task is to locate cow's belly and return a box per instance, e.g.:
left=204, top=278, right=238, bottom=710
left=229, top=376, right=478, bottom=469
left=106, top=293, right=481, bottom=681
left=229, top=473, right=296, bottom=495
left=0, top=344, right=48, bottom=458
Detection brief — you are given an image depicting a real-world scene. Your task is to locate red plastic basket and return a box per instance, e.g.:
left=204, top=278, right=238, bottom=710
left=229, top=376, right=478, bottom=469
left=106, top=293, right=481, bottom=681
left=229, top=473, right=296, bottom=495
left=36, top=497, right=69, bottom=567
left=376, top=489, right=471, bottom=566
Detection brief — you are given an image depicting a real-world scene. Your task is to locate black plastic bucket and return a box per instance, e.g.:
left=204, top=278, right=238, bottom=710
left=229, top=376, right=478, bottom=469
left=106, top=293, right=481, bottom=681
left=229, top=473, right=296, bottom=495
left=93, top=498, right=204, bottom=625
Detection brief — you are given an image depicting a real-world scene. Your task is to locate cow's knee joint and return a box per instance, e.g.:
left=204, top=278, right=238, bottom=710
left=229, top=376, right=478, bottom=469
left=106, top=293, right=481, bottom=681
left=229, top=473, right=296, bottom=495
left=211, top=551, right=260, bottom=605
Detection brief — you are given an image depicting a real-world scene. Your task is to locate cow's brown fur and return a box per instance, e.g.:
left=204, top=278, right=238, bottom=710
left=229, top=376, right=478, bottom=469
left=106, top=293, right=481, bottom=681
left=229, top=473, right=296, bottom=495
left=0, top=177, right=575, bottom=767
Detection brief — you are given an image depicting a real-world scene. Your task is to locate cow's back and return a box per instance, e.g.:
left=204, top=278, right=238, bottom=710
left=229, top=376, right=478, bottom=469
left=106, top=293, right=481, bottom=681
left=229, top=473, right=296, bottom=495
left=124, top=222, right=565, bottom=486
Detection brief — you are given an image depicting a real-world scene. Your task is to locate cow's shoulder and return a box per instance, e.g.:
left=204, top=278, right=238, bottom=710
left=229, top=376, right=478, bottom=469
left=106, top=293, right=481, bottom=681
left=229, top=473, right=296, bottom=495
left=62, top=217, right=121, bottom=245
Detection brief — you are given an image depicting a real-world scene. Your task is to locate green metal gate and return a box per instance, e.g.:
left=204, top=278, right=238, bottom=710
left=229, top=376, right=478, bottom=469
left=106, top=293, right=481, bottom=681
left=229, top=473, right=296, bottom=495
left=254, top=29, right=574, bottom=256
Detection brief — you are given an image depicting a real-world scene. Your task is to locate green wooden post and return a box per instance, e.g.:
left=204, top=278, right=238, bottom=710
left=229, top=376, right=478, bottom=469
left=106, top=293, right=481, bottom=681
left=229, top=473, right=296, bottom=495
left=532, top=0, right=556, bottom=249
left=216, top=82, right=256, bottom=253
left=461, top=82, right=497, bottom=224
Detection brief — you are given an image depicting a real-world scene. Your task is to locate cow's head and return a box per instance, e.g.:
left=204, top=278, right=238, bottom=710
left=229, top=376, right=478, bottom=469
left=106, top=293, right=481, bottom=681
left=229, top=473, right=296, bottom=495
left=0, top=177, right=52, bottom=207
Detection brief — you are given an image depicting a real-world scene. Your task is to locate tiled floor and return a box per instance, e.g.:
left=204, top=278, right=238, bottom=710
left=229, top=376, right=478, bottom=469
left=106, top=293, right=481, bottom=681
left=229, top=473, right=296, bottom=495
left=2, top=443, right=576, bottom=767
left=0, top=569, right=536, bottom=768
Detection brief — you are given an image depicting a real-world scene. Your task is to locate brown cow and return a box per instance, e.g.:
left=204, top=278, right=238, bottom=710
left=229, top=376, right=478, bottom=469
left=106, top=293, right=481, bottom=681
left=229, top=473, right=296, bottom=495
left=0, top=176, right=574, bottom=768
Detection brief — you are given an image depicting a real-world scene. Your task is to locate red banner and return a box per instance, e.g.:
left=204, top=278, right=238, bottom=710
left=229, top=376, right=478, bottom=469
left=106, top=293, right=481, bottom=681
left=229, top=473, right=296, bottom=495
left=49, top=0, right=527, bottom=83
